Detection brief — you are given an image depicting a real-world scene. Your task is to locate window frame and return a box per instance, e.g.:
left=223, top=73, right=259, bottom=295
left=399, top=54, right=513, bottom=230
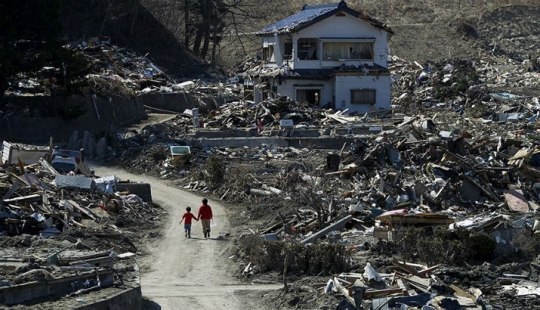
left=284, top=39, right=293, bottom=60
left=262, top=45, right=275, bottom=62
left=296, top=88, right=321, bottom=105
left=350, top=89, right=376, bottom=105
left=321, top=38, right=375, bottom=61
left=297, top=38, right=319, bottom=61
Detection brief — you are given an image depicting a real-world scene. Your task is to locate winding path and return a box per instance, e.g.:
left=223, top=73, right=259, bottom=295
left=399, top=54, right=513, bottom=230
left=91, top=164, right=281, bottom=310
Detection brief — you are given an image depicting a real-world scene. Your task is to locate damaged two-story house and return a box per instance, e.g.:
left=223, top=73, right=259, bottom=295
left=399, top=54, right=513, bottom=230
left=248, top=1, right=394, bottom=115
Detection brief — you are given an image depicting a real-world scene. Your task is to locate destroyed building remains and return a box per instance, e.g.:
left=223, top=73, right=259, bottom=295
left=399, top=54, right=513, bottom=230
left=1, top=6, right=540, bottom=308
left=97, top=54, right=540, bottom=309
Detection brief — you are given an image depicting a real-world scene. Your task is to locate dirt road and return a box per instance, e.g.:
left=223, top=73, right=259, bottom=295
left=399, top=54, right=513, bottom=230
left=91, top=164, right=282, bottom=310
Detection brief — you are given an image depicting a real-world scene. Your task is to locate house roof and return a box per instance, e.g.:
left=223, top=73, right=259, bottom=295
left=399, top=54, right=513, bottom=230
left=257, top=0, right=393, bottom=36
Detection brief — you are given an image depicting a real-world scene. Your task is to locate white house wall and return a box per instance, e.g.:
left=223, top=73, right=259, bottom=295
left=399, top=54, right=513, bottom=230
left=271, top=79, right=333, bottom=106
left=262, top=36, right=276, bottom=46
left=334, top=75, right=391, bottom=114
left=256, top=8, right=392, bottom=112
left=292, top=14, right=389, bottom=70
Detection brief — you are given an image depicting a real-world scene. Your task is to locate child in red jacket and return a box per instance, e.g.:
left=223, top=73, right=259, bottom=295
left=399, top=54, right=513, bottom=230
left=197, top=198, right=213, bottom=238
left=179, top=207, right=198, bottom=238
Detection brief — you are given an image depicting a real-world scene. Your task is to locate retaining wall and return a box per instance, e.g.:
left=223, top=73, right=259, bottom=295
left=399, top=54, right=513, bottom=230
left=0, top=92, right=198, bottom=144
left=75, top=286, right=142, bottom=310
left=0, top=269, right=114, bottom=305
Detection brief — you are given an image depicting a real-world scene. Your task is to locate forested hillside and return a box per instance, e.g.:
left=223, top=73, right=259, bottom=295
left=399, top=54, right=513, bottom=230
left=59, top=0, right=540, bottom=72
left=2, top=0, right=539, bottom=95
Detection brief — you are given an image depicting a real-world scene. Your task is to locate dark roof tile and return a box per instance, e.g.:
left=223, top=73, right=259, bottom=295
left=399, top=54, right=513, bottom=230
left=257, top=1, right=392, bottom=35
left=258, top=2, right=341, bottom=34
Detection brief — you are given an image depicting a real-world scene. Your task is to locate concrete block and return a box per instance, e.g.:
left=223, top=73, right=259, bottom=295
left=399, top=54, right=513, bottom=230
left=116, top=183, right=152, bottom=202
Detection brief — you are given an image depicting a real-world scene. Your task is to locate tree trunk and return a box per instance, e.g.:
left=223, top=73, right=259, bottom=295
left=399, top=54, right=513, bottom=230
left=0, top=79, right=7, bottom=109
left=129, top=0, right=138, bottom=35
left=210, top=16, right=224, bottom=65
left=211, top=33, right=219, bottom=64
left=230, top=12, right=247, bottom=56
left=183, top=0, right=190, bottom=48
left=192, top=21, right=203, bottom=56
left=200, top=0, right=211, bottom=59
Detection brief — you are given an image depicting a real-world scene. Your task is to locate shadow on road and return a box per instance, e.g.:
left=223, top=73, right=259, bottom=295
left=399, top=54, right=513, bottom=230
left=142, top=298, right=161, bottom=309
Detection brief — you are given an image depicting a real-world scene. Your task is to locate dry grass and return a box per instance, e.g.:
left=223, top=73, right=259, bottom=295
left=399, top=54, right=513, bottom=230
left=236, top=234, right=352, bottom=275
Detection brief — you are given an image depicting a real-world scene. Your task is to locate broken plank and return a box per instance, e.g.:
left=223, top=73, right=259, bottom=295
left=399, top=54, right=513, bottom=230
left=417, top=264, right=441, bottom=276
left=339, top=273, right=366, bottom=283
left=392, top=261, right=421, bottom=277
left=396, top=279, right=414, bottom=296
left=396, top=261, right=426, bottom=268
left=70, top=217, right=88, bottom=228
left=450, top=284, right=477, bottom=302
left=249, top=188, right=272, bottom=196
left=333, top=277, right=356, bottom=305
left=363, top=287, right=403, bottom=299
left=3, top=194, right=41, bottom=203
left=301, top=215, right=353, bottom=244
left=399, top=275, right=432, bottom=293
left=68, top=200, right=96, bottom=221
left=261, top=184, right=282, bottom=195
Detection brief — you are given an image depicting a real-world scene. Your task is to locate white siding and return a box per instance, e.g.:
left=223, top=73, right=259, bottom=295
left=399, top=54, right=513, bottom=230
left=292, top=13, right=388, bottom=70
left=334, top=75, right=391, bottom=114
left=256, top=10, right=392, bottom=112
left=262, top=37, right=276, bottom=46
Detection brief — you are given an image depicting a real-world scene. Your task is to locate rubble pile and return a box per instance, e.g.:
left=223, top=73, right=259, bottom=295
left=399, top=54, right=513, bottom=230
left=100, top=55, right=540, bottom=309
left=390, top=55, right=540, bottom=116
left=4, top=36, right=188, bottom=98
left=0, top=158, right=163, bottom=306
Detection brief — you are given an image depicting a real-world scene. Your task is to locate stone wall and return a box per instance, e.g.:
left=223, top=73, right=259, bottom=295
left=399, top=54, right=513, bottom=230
left=0, top=92, right=197, bottom=144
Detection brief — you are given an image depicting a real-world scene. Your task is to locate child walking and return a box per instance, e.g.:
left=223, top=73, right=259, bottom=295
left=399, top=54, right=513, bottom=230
left=179, top=207, right=198, bottom=238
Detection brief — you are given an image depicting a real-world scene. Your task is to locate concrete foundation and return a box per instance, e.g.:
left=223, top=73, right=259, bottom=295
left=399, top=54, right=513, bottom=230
left=0, top=269, right=114, bottom=305
left=190, top=124, right=390, bottom=149
left=194, top=136, right=363, bottom=149
left=75, top=286, right=142, bottom=310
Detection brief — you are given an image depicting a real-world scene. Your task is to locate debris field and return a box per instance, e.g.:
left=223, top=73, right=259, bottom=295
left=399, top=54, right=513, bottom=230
left=107, top=55, right=540, bottom=309
left=2, top=47, right=540, bottom=309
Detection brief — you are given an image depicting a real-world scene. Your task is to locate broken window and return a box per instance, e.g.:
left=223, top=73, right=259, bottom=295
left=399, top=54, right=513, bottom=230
left=297, top=38, right=318, bottom=60
left=323, top=42, right=373, bottom=60
left=296, top=89, right=320, bottom=105
left=351, top=89, right=376, bottom=105
left=284, top=39, right=293, bottom=60
left=263, top=45, right=275, bottom=62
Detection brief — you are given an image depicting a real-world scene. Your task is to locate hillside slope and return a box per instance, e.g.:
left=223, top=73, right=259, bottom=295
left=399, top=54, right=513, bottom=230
left=60, top=0, right=219, bottom=78
left=387, top=4, right=540, bottom=62
left=58, top=1, right=539, bottom=76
